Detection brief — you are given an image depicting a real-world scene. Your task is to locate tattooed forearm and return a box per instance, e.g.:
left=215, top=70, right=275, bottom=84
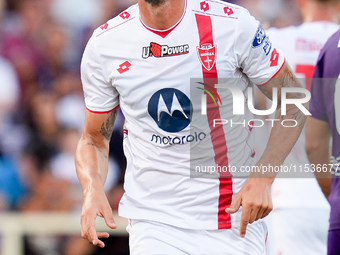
left=280, top=68, right=295, bottom=87
left=259, top=68, right=304, bottom=101
left=276, top=104, right=307, bottom=128
left=275, top=68, right=307, bottom=127
left=258, top=85, right=273, bottom=100
left=85, top=142, right=108, bottom=159
left=278, top=69, right=305, bottom=99
left=100, top=109, right=118, bottom=141
left=260, top=65, right=308, bottom=127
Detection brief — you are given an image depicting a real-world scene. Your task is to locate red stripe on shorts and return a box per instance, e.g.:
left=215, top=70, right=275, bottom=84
left=195, top=14, right=233, bottom=229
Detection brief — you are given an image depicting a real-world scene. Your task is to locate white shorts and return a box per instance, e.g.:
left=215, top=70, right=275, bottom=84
left=127, top=219, right=270, bottom=255
left=267, top=208, right=329, bottom=255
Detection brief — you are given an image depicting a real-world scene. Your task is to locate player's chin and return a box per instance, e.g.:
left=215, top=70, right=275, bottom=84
left=144, top=0, right=166, bottom=6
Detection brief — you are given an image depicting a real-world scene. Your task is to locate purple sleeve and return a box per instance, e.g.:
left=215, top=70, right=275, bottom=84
left=309, top=55, right=328, bottom=122
left=310, top=29, right=340, bottom=122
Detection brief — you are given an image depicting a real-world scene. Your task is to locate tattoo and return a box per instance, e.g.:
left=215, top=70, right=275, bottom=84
left=280, top=68, right=295, bottom=87
left=100, top=109, right=118, bottom=141
left=278, top=69, right=307, bottom=128
left=85, top=142, right=108, bottom=159
left=275, top=104, right=307, bottom=128
left=260, top=66, right=308, bottom=128
left=279, top=69, right=305, bottom=97
left=258, top=85, right=272, bottom=100
left=279, top=69, right=305, bottom=98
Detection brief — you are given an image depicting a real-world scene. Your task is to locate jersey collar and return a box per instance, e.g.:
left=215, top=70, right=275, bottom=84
left=139, top=0, right=187, bottom=38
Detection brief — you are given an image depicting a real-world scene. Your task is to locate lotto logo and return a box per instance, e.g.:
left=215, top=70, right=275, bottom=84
left=224, top=7, right=233, bottom=16
left=120, top=11, right=130, bottom=19
left=117, top=61, right=131, bottom=74
left=270, top=49, right=279, bottom=67
left=100, top=23, right=108, bottom=30
left=200, top=1, right=209, bottom=12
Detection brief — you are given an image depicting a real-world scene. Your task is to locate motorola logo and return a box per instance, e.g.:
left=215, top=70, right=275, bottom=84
left=148, top=88, right=193, bottom=133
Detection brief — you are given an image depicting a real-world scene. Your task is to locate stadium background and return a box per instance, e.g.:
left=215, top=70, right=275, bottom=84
left=0, top=0, right=305, bottom=254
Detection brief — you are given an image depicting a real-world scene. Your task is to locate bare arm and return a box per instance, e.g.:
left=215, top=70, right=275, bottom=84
left=75, top=108, right=119, bottom=248
left=256, top=62, right=307, bottom=173
left=306, top=116, right=332, bottom=198
left=226, top=62, right=307, bottom=237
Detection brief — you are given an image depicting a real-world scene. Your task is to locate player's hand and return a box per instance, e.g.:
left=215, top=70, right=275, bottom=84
left=225, top=178, right=273, bottom=238
left=80, top=186, right=117, bottom=248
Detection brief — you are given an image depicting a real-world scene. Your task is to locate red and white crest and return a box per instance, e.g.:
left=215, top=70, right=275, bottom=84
left=197, top=43, right=216, bottom=71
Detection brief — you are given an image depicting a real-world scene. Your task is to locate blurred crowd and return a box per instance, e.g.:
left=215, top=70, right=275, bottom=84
left=0, top=0, right=303, bottom=254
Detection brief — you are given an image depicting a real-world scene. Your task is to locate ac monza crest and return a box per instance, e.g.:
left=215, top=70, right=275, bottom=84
left=197, top=43, right=216, bottom=71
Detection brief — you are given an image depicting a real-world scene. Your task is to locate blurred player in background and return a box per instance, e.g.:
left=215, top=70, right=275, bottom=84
left=306, top=28, right=340, bottom=255
left=76, top=0, right=307, bottom=254
left=256, top=0, right=340, bottom=254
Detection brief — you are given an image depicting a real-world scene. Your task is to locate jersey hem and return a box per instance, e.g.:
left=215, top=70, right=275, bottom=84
left=118, top=211, right=234, bottom=231
left=86, top=105, right=120, bottom=114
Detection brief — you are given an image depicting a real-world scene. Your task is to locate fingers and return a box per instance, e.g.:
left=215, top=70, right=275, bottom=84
left=239, top=198, right=273, bottom=238
left=248, top=202, right=263, bottom=224
left=92, top=232, right=110, bottom=248
left=260, top=198, right=273, bottom=219
left=81, top=207, right=116, bottom=248
left=225, top=195, right=241, bottom=214
left=81, top=223, right=110, bottom=248
left=80, top=212, right=98, bottom=246
left=225, top=195, right=250, bottom=238
left=249, top=194, right=273, bottom=223
left=239, top=205, right=250, bottom=238
left=102, top=207, right=117, bottom=230
left=79, top=187, right=116, bottom=248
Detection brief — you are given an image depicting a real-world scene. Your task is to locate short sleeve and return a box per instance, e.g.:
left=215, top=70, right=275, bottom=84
left=81, top=36, right=119, bottom=113
left=309, top=52, right=328, bottom=122
left=234, top=9, right=285, bottom=85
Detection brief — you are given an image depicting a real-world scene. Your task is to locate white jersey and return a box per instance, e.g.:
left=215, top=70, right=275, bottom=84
left=81, top=0, right=284, bottom=230
left=266, top=22, right=339, bottom=209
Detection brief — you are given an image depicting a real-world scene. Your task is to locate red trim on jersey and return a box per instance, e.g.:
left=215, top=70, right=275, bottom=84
left=256, top=59, right=286, bottom=86
left=141, top=22, right=180, bottom=38
left=96, top=18, right=136, bottom=38
left=86, top=105, right=120, bottom=114
left=140, top=0, right=187, bottom=38
left=195, top=14, right=233, bottom=230
left=192, top=11, right=238, bottom=19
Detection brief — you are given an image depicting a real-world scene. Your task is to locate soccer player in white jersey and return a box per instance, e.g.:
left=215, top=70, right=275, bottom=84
left=75, top=0, right=308, bottom=254
left=256, top=0, right=340, bottom=254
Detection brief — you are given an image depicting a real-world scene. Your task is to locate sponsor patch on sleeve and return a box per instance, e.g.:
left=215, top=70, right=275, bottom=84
left=262, top=37, right=272, bottom=56
left=252, top=24, right=272, bottom=55
left=252, top=25, right=267, bottom=48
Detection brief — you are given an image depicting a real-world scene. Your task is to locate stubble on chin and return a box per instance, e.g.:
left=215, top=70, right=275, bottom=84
left=144, top=0, right=166, bottom=6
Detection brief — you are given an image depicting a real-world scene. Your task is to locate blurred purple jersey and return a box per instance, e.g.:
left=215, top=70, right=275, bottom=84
left=310, top=29, right=340, bottom=233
